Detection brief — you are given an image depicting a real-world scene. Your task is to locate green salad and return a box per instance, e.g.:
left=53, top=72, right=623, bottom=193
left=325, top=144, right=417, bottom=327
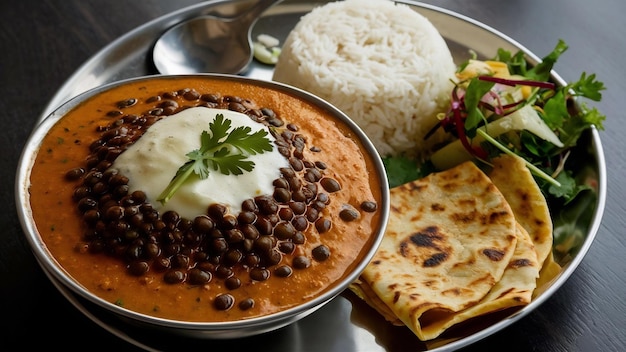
left=384, top=40, right=606, bottom=260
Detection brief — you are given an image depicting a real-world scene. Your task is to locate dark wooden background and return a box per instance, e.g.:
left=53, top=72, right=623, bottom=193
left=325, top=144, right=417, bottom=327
left=1, top=0, right=624, bottom=351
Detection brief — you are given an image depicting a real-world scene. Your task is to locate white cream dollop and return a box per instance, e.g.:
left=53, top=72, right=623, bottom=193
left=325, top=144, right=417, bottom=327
left=112, top=107, right=288, bottom=219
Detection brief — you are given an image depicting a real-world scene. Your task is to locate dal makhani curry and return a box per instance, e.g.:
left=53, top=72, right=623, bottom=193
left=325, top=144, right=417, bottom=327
left=28, top=76, right=384, bottom=322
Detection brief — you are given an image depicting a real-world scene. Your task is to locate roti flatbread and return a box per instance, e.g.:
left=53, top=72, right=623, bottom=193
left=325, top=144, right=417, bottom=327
left=488, top=155, right=554, bottom=267
left=355, top=162, right=518, bottom=341
left=350, top=223, right=541, bottom=340
left=534, top=251, right=562, bottom=297
left=419, top=223, right=540, bottom=337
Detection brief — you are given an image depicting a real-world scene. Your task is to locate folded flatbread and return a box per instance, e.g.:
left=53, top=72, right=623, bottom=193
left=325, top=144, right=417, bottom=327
left=488, top=155, right=561, bottom=295
left=488, top=155, right=553, bottom=267
left=351, top=162, right=520, bottom=340
left=419, top=223, right=539, bottom=335
left=350, top=223, right=540, bottom=337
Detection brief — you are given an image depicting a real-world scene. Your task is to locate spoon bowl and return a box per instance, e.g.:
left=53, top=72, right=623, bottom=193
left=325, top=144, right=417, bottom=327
left=153, top=0, right=282, bottom=75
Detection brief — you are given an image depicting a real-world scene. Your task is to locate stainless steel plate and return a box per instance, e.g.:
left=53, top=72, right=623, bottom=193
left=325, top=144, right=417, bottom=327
left=38, top=0, right=606, bottom=351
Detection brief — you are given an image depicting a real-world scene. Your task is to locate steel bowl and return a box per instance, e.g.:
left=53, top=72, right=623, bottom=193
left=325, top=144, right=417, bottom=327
left=15, top=73, right=390, bottom=339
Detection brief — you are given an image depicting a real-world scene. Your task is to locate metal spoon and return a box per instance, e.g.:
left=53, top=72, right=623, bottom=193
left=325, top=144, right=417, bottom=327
left=153, top=0, right=282, bottom=75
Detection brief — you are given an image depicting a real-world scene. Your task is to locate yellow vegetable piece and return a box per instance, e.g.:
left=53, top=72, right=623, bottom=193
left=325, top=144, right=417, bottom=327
left=456, top=59, right=492, bottom=81
left=485, top=60, right=510, bottom=78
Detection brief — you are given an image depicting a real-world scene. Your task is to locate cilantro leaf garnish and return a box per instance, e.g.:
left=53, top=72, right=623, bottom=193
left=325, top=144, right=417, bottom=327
left=383, top=156, right=426, bottom=188
left=463, top=78, right=495, bottom=133
left=499, top=39, right=568, bottom=81
left=525, top=39, right=568, bottom=81
left=541, top=71, right=606, bottom=148
left=157, top=114, right=273, bottom=205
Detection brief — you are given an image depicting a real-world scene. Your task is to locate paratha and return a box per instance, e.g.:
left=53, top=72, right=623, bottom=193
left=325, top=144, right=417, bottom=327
left=534, top=251, right=562, bottom=297
left=352, top=162, right=519, bottom=341
left=488, top=155, right=554, bottom=267
left=417, top=223, right=540, bottom=338
left=350, top=223, right=540, bottom=339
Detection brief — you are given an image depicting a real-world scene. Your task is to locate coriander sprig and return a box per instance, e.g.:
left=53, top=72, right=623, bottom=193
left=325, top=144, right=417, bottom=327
left=157, top=113, right=273, bottom=205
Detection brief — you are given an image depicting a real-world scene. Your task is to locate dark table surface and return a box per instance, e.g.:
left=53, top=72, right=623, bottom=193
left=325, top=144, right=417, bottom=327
left=2, top=0, right=625, bottom=351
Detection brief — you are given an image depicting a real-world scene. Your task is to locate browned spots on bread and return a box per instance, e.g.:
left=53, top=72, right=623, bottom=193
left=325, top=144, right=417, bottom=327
left=431, top=203, right=445, bottom=211
left=403, top=181, right=427, bottom=193
left=396, top=226, right=452, bottom=268
left=483, top=248, right=506, bottom=261
left=423, top=252, right=448, bottom=267
left=488, top=210, right=511, bottom=224
left=441, top=287, right=475, bottom=298
left=451, top=210, right=478, bottom=224
left=510, top=258, right=532, bottom=268
left=408, top=226, right=444, bottom=249
left=422, top=280, right=437, bottom=287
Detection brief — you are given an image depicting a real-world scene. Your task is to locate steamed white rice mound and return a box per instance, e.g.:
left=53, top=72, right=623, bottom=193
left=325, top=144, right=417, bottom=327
left=273, top=0, right=456, bottom=158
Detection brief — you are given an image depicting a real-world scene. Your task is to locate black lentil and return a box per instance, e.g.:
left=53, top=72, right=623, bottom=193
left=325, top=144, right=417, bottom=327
left=292, top=231, right=306, bottom=245
left=215, top=265, right=233, bottom=279
left=65, top=167, right=85, bottom=181
left=312, top=245, right=331, bottom=262
left=292, top=255, right=311, bottom=269
left=278, top=207, right=293, bottom=221
left=238, top=298, right=255, bottom=310
left=278, top=241, right=295, bottom=254
left=188, top=268, right=212, bottom=285
left=116, top=98, right=137, bottom=109
left=315, top=218, right=332, bottom=233
left=314, top=161, right=327, bottom=169
left=339, top=205, right=360, bottom=222
left=164, top=270, right=186, bottom=284
left=249, top=267, right=270, bottom=281
left=360, top=201, right=378, bottom=212
left=225, top=276, right=241, bottom=290
left=274, top=265, right=292, bottom=277
left=320, top=177, right=341, bottom=193
left=128, top=261, right=149, bottom=276
left=214, top=294, right=235, bottom=310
